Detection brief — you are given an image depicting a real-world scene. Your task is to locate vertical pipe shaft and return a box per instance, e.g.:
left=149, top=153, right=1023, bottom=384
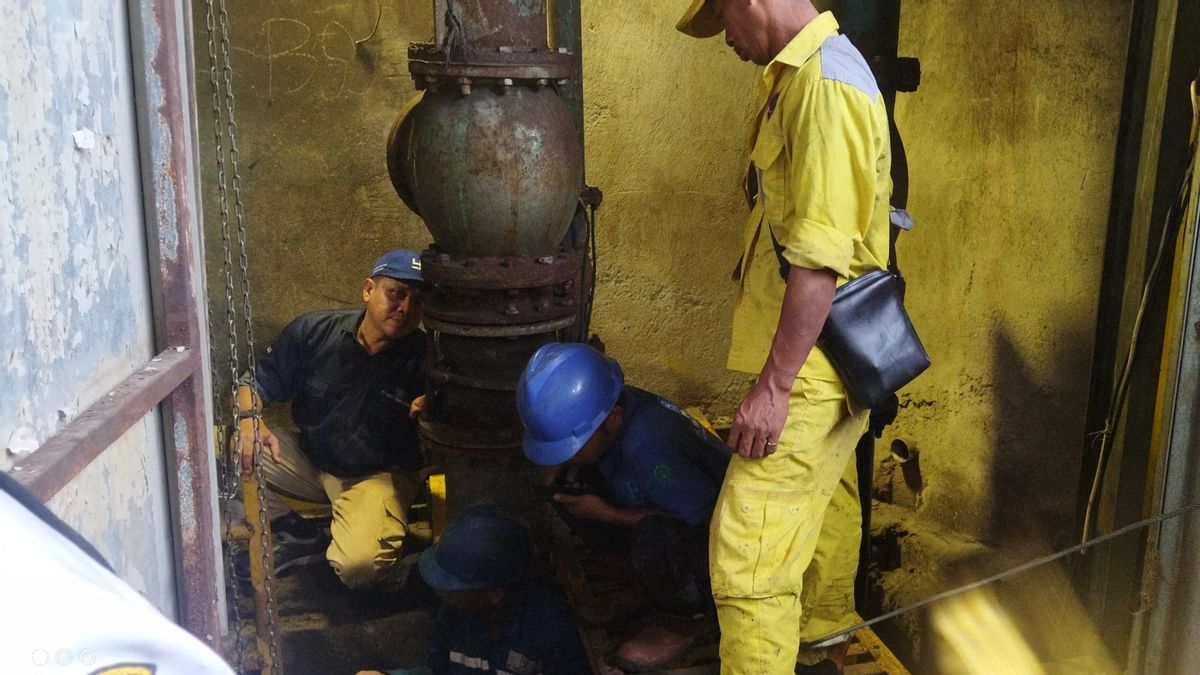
left=548, top=0, right=585, bottom=179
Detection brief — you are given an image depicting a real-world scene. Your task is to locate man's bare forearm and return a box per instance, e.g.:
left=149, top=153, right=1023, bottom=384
left=600, top=504, right=663, bottom=528
left=236, top=384, right=262, bottom=414
left=758, top=266, right=837, bottom=394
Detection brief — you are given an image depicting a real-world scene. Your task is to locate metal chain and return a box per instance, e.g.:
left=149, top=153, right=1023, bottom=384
left=201, top=0, right=283, bottom=662
left=210, top=0, right=282, bottom=668
left=201, top=0, right=247, bottom=670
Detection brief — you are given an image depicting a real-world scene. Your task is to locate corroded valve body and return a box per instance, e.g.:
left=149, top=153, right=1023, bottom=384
left=389, top=0, right=583, bottom=516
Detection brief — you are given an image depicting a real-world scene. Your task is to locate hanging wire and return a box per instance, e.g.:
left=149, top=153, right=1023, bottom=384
left=441, top=0, right=469, bottom=63
left=1081, top=102, right=1199, bottom=544
left=806, top=500, right=1200, bottom=649
left=354, top=0, right=383, bottom=47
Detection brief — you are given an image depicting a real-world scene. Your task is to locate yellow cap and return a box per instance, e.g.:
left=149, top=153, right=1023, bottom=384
left=676, top=0, right=724, bottom=38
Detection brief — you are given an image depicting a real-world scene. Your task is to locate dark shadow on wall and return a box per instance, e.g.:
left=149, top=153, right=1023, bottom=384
left=988, top=321, right=1095, bottom=550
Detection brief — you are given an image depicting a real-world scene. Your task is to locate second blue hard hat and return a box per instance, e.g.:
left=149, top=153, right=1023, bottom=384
left=418, top=506, right=532, bottom=591
left=517, top=343, right=624, bottom=466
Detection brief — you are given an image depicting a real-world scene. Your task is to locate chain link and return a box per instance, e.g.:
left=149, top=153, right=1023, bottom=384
left=214, top=0, right=283, bottom=668
left=201, top=0, right=281, bottom=669
left=201, top=0, right=248, bottom=670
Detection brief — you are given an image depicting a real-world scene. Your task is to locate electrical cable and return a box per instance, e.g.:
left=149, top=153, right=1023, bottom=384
left=354, top=0, right=383, bottom=47
left=1081, top=202, right=1176, bottom=544
left=1081, top=89, right=1199, bottom=545
left=804, top=499, right=1200, bottom=650
left=585, top=199, right=598, bottom=336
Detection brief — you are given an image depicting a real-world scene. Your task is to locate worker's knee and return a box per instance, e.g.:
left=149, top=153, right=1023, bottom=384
left=326, top=526, right=405, bottom=590
left=330, top=550, right=397, bottom=590
left=630, top=515, right=711, bottom=616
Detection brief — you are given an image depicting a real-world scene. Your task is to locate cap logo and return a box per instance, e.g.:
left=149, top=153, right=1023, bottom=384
left=411, top=257, right=422, bottom=270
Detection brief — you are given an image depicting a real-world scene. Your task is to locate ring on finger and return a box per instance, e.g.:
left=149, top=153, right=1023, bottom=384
left=764, top=440, right=779, bottom=447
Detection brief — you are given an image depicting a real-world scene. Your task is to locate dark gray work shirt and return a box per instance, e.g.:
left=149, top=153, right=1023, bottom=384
left=247, top=309, right=425, bottom=477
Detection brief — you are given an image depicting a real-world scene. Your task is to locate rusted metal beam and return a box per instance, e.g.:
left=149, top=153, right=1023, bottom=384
left=128, top=0, right=223, bottom=650
left=10, top=348, right=199, bottom=502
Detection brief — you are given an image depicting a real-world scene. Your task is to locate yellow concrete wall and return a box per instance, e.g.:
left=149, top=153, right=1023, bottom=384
left=884, top=2, right=1131, bottom=543
left=195, top=0, right=758, bottom=410
left=581, top=0, right=759, bottom=412
left=194, top=0, right=434, bottom=347
left=196, top=1, right=1131, bottom=547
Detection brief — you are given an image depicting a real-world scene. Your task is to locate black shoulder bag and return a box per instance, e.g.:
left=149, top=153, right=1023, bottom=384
left=770, top=210, right=930, bottom=409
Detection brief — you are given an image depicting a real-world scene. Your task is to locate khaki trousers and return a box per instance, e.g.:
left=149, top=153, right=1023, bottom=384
left=259, top=427, right=419, bottom=590
left=710, top=377, right=867, bottom=674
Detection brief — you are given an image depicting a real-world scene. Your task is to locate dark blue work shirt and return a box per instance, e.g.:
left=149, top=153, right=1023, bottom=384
left=597, top=386, right=731, bottom=527
left=428, top=586, right=590, bottom=675
left=248, top=309, right=424, bottom=477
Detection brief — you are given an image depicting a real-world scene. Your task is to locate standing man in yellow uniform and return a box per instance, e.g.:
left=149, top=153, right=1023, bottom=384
left=676, top=1, right=892, bottom=672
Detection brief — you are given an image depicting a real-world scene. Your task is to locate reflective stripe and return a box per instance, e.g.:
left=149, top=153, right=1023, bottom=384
left=449, top=652, right=489, bottom=670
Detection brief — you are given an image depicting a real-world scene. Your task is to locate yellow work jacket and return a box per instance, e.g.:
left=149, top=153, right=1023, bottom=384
left=728, top=12, right=893, bottom=380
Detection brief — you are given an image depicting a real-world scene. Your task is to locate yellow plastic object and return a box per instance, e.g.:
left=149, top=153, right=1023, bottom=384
left=683, top=406, right=719, bottom=437
left=428, top=473, right=448, bottom=540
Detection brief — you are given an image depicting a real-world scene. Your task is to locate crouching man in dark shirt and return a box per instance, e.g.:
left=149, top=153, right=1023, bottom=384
left=517, top=343, right=731, bottom=672
left=234, top=248, right=427, bottom=590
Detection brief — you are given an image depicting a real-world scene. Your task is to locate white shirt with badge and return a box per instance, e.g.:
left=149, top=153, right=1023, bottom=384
left=0, top=489, right=235, bottom=675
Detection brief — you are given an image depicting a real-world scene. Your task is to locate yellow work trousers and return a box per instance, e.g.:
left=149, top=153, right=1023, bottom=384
left=710, top=377, right=867, bottom=674
left=259, top=427, right=418, bottom=590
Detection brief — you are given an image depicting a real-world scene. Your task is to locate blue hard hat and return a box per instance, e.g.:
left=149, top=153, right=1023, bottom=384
left=369, top=247, right=424, bottom=283
left=418, top=506, right=532, bottom=591
left=517, top=343, right=624, bottom=466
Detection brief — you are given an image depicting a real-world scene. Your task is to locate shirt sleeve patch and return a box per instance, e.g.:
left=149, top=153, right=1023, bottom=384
left=818, top=34, right=880, bottom=101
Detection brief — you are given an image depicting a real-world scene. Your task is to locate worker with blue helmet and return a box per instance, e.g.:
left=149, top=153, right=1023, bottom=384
left=517, top=343, right=731, bottom=672
left=358, top=506, right=589, bottom=675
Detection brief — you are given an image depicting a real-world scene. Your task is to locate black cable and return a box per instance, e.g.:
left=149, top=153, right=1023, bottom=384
left=804, top=500, right=1200, bottom=649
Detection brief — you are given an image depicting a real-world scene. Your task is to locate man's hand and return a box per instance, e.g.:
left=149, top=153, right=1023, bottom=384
left=235, top=417, right=280, bottom=475
left=727, top=379, right=789, bottom=460
left=408, top=394, right=427, bottom=419
left=727, top=266, right=836, bottom=460
left=541, top=463, right=579, bottom=487
left=552, top=492, right=612, bottom=522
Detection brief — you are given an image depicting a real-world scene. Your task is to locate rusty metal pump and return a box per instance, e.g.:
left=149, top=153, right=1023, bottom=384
left=388, top=0, right=585, bottom=517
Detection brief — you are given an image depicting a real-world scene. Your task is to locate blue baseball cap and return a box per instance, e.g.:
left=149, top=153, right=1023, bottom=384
left=369, top=247, right=424, bottom=283
left=419, top=506, right=532, bottom=591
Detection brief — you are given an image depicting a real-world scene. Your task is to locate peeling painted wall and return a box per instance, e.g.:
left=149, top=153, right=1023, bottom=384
left=1, top=0, right=177, bottom=613
left=194, top=0, right=1129, bottom=555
